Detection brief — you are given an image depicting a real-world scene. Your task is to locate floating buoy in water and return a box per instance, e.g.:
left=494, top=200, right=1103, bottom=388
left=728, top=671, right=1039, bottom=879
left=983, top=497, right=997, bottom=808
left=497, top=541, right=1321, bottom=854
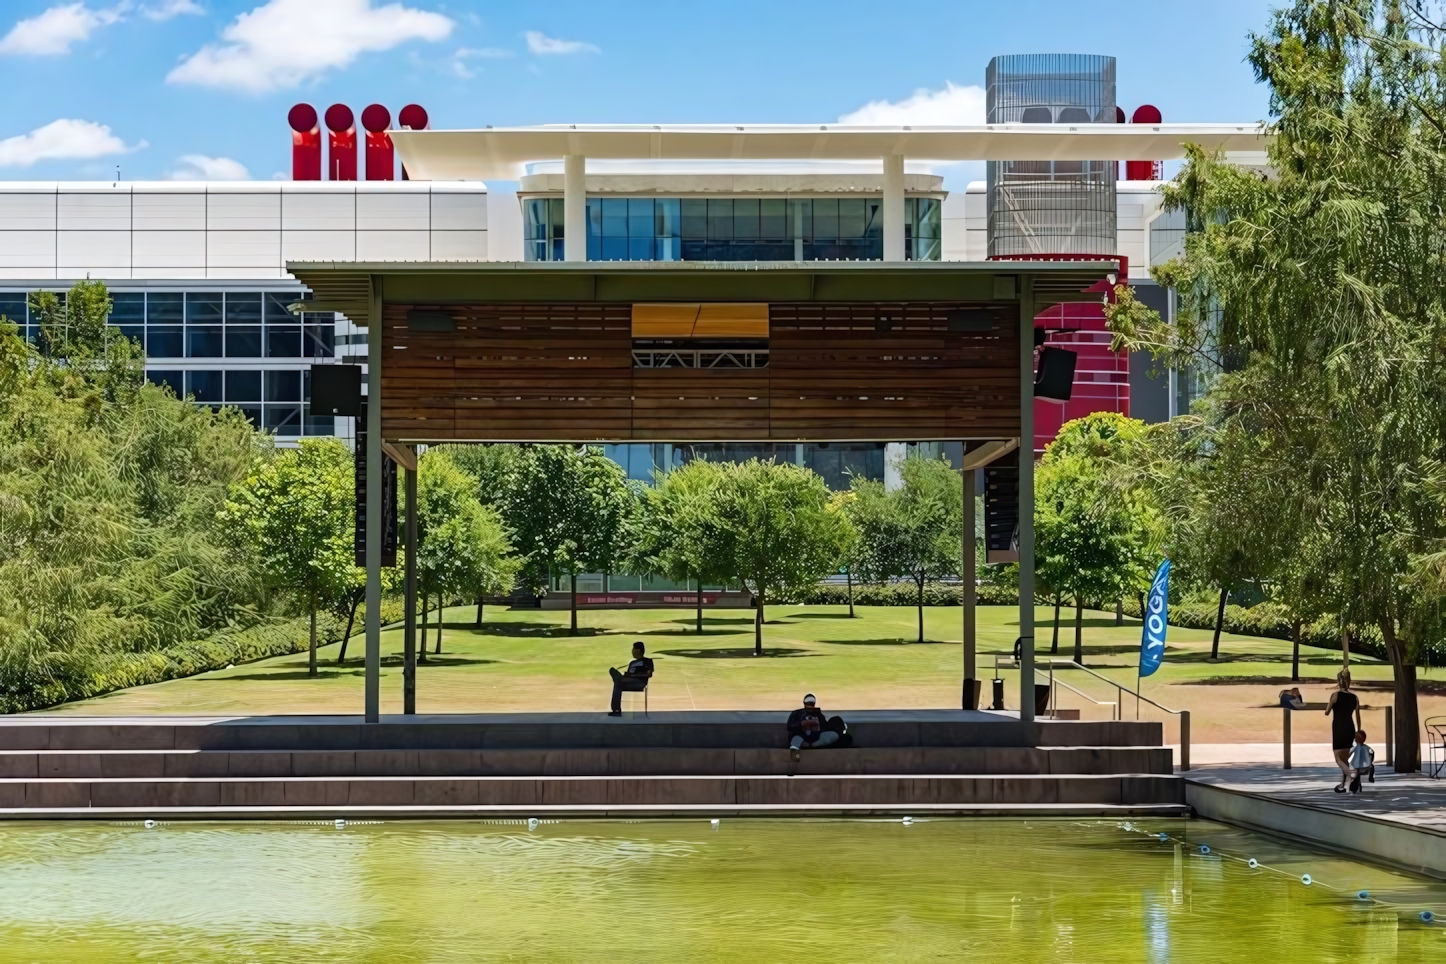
left=1158, top=833, right=1169, bottom=841
left=1122, top=822, right=1134, bottom=832
left=1301, top=874, right=1313, bottom=886
left=901, top=816, right=914, bottom=826
left=1422, top=910, right=1435, bottom=924
left=143, top=819, right=156, bottom=830
left=527, top=817, right=539, bottom=832
left=1199, top=844, right=1211, bottom=855
left=710, top=818, right=720, bottom=829
left=1248, top=858, right=1259, bottom=869
left=334, top=818, right=345, bottom=830
left=1357, top=891, right=1370, bottom=901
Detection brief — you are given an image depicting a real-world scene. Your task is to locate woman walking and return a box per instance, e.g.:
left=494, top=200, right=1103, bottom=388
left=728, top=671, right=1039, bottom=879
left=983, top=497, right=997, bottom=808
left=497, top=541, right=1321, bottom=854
left=1324, top=669, right=1362, bottom=792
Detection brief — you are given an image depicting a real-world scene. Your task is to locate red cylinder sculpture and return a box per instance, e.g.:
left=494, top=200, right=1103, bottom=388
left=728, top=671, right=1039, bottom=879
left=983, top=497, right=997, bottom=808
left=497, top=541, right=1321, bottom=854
left=1126, top=105, right=1164, bottom=181
left=361, top=104, right=394, bottom=181
left=397, top=104, right=428, bottom=180
left=325, top=103, right=357, bottom=181
left=289, top=103, right=320, bottom=181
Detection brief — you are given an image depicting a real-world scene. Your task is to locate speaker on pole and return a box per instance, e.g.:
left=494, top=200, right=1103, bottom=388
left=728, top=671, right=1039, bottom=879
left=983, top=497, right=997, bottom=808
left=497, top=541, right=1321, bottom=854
left=312, top=364, right=363, bottom=417
left=1034, top=346, right=1077, bottom=401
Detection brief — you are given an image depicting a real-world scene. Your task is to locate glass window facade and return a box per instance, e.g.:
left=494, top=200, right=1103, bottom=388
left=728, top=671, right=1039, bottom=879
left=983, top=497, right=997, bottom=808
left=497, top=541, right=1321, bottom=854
left=525, top=196, right=941, bottom=262
left=1, top=288, right=337, bottom=439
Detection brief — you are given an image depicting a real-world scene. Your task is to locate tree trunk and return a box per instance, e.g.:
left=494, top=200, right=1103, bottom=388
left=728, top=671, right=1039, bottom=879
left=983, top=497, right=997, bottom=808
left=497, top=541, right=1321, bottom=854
left=754, top=593, right=764, bottom=656
left=696, top=571, right=703, bottom=635
left=1051, top=594, right=1061, bottom=655
left=434, top=593, right=443, bottom=654
left=916, top=571, right=925, bottom=644
left=846, top=569, right=854, bottom=618
left=1073, top=597, right=1084, bottom=665
left=1210, top=586, right=1228, bottom=660
left=1380, top=617, right=1421, bottom=773
left=570, top=572, right=578, bottom=634
left=308, top=595, right=318, bottom=677
left=1342, top=626, right=1351, bottom=668
left=1115, top=598, right=1123, bottom=626
left=475, top=595, right=483, bottom=628
left=337, top=594, right=360, bottom=664
left=1291, top=618, right=1301, bottom=683
left=419, top=592, right=429, bottom=665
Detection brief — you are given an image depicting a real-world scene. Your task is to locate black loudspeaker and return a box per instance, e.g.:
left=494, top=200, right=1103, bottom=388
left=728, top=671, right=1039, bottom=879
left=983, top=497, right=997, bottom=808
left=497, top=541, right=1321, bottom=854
left=311, top=364, right=362, bottom=417
left=1034, top=346, right=1078, bottom=401
left=984, top=464, right=1020, bottom=564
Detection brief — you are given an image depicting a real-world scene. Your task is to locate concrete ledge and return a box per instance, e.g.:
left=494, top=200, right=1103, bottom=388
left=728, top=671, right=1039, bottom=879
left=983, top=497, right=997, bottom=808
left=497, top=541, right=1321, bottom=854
left=1185, top=780, right=1446, bottom=880
left=0, top=746, right=1174, bottom=779
left=0, top=773, right=1185, bottom=814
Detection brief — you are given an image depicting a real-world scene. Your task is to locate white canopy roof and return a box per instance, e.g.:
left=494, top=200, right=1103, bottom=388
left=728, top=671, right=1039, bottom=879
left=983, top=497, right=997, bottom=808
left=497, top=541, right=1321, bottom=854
left=390, top=123, right=1270, bottom=180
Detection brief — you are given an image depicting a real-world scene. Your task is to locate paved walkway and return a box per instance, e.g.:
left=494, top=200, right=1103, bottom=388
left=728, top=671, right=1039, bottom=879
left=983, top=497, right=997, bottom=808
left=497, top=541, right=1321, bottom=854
left=1187, top=764, right=1446, bottom=834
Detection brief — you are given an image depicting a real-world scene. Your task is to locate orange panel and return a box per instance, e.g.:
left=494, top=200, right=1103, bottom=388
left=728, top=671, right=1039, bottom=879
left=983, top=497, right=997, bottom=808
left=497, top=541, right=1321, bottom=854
left=694, top=303, right=769, bottom=338
left=632, top=303, right=700, bottom=337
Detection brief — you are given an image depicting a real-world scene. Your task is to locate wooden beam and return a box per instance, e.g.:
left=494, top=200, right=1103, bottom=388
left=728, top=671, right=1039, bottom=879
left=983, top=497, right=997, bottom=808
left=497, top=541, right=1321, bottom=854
left=381, top=440, right=417, bottom=471
left=960, top=438, right=1019, bottom=471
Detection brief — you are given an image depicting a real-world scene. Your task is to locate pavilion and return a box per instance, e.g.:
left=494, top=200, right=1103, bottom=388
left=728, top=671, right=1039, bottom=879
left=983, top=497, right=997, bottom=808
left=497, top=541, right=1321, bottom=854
left=290, top=122, right=1269, bottom=726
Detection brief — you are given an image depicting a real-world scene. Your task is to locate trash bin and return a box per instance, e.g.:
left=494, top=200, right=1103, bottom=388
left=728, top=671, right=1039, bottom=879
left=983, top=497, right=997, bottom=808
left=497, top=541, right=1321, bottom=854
left=991, top=678, right=1005, bottom=710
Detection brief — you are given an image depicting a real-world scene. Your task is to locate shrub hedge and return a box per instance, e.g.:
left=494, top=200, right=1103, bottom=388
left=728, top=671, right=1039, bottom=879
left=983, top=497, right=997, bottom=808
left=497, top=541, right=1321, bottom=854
left=787, top=582, right=1022, bottom=607
left=0, top=598, right=406, bottom=714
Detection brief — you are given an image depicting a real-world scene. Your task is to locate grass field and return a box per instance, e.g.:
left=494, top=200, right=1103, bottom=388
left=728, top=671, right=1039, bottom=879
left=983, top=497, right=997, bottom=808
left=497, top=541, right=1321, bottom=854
left=43, top=604, right=1446, bottom=744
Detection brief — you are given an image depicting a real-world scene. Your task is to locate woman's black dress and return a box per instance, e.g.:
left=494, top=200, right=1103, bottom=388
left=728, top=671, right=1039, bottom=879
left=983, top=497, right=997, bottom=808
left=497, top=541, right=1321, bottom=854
left=1329, top=691, right=1360, bottom=751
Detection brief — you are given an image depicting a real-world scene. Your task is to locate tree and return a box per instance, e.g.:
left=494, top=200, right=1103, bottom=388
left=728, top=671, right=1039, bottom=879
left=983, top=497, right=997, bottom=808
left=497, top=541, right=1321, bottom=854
left=828, top=491, right=862, bottom=617
left=221, top=439, right=355, bottom=676
left=500, top=445, right=633, bottom=634
left=848, top=455, right=961, bottom=644
left=708, top=459, right=854, bottom=655
left=629, top=459, right=730, bottom=634
left=1035, top=414, right=1163, bottom=665
left=1107, top=1, right=1446, bottom=770
left=416, top=449, right=519, bottom=655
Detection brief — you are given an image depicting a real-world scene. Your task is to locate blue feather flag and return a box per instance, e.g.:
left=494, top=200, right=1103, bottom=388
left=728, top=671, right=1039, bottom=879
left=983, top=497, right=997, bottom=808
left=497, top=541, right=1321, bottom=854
left=1139, top=559, right=1171, bottom=678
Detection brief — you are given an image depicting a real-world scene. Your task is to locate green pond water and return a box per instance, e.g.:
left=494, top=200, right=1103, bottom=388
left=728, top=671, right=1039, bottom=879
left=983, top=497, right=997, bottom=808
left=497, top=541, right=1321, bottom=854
left=0, top=818, right=1442, bottom=963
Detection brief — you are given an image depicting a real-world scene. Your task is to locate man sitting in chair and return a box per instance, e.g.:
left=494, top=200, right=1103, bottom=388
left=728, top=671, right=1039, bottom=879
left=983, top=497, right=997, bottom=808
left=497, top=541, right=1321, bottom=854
left=608, top=641, right=654, bottom=716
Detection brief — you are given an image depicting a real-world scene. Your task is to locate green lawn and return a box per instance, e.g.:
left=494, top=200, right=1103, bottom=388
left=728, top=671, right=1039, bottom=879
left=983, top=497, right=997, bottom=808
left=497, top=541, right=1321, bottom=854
left=43, top=604, right=1445, bottom=743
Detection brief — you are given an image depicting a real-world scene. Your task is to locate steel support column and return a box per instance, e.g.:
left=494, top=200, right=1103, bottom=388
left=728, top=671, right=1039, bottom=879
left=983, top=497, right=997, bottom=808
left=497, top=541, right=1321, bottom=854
left=1018, top=279, right=1036, bottom=724
left=882, top=153, right=905, bottom=262
left=962, top=459, right=978, bottom=708
left=364, top=279, right=382, bottom=723
left=564, top=154, right=586, bottom=262
left=403, top=462, right=417, bottom=715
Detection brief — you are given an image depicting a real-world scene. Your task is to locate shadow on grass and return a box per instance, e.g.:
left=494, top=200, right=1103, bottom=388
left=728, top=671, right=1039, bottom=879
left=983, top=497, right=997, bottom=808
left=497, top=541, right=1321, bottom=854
left=784, top=612, right=857, bottom=620
left=213, top=669, right=370, bottom=681
left=463, top=624, right=615, bottom=639
left=665, top=616, right=759, bottom=627
left=1190, top=675, right=1446, bottom=696
left=656, top=647, right=819, bottom=659
left=815, top=638, right=956, bottom=647
left=648, top=628, right=749, bottom=638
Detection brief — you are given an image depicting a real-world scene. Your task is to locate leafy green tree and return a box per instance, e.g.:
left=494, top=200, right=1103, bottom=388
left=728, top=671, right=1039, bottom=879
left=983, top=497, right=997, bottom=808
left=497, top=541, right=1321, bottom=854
left=1035, top=414, right=1163, bottom=665
left=1108, top=0, right=1446, bottom=769
left=848, top=455, right=961, bottom=644
left=629, top=459, right=731, bottom=634
left=500, top=445, right=633, bottom=634
left=416, top=449, right=519, bottom=655
left=221, top=439, right=355, bottom=676
left=827, top=491, right=862, bottom=617
left=708, top=459, right=854, bottom=655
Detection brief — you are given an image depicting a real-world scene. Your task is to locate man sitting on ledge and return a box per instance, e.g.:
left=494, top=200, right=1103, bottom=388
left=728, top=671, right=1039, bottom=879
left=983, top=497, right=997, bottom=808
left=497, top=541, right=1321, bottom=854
left=787, top=693, right=840, bottom=761
left=608, top=641, right=654, bottom=716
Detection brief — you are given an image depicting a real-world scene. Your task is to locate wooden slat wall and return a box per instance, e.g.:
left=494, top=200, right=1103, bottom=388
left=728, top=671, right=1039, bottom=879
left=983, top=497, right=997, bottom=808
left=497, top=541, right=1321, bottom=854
left=381, top=302, right=1019, bottom=442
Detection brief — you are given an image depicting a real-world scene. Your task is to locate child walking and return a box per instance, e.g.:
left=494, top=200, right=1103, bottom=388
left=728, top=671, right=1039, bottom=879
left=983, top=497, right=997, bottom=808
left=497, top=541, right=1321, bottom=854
left=1348, top=729, right=1375, bottom=794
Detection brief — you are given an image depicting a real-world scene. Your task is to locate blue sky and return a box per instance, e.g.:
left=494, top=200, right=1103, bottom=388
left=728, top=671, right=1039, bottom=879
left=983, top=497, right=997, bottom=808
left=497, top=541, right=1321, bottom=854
left=0, top=0, right=1276, bottom=184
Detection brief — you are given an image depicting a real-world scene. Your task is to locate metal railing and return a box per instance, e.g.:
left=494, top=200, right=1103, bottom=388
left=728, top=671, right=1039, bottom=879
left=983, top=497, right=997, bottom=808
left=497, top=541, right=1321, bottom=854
left=991, top=655, right=1191, bottom=771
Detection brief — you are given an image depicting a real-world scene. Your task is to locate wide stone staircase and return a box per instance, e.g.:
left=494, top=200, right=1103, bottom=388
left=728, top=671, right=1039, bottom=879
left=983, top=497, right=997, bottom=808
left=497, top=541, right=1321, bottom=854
left=0, top=711, right=1185, bottom=818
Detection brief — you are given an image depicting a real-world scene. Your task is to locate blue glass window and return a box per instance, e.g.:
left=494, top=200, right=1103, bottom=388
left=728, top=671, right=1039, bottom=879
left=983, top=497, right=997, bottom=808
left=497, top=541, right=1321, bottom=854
left=185, top=370, right=224, bottom=403
left=186, top=326, right=223, bottom=357
left=147, top=326, right=183, bottom=358
left=186, top=292, right=222, bottom=325
left=264, top=405, right=301, bottom=434
left=0, top=294, right=25, bottom=328
left=226, top=326, right=262, bottom=357
left=627, top=198, right=653, bottom=238
left=108, top=292, right=145, bottom=347
left=147, top=293, right=182, bottom=325
left=733, top=199, right=759, bottom=240
left=266, top=326, right=301, bottom=358
left=266, top=369, right=301, bottom=402
left=760, top=199, right=786, bottom=241
left=708, top=199, right=733, bottom=240
left=225, top=370, right=261, bottom=402
left=264, top=292, right=298, bottom=324
left=303, top=322, right=334, bottom=358
left=681, top=199, right=707, bottom=239
left=225, top=292, right=262, bottom=326
left=145, top=370, right=182, bottom=395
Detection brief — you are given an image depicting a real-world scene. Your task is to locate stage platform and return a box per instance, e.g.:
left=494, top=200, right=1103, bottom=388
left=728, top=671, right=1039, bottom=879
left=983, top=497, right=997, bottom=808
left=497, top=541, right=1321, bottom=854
left=0, top=711, right=1183, bottom=819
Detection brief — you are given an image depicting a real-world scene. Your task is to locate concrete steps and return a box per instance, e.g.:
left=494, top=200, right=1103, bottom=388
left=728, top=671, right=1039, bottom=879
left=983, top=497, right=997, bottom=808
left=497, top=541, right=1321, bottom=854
left=0, top=773, right=1186, bottom=817
left=0, top=713, right=1183, bottom=818
left=0, top=746, right=1172, bottom=779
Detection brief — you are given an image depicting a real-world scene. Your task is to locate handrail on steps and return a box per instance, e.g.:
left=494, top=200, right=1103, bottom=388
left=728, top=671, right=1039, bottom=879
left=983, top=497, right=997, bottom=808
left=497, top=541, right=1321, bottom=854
left=992, top=655, right=1191, bottom=772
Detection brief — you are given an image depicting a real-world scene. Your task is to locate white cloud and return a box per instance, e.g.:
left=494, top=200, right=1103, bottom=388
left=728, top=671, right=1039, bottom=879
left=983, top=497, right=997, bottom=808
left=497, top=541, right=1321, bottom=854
left=524, top=30, right=597, bottom=55
left=451, top=45, right=510, bottom=79
left=0, top=118, right=140, bottom=167
left=838, top=81, right=986, bottom=126
left=0, top=3, right=125, bottom=56
left=141, top=0, right=203, bottom=20
left=169, top=154, right=249, bottom=180
left=167, top=0, right=453, bottom=93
